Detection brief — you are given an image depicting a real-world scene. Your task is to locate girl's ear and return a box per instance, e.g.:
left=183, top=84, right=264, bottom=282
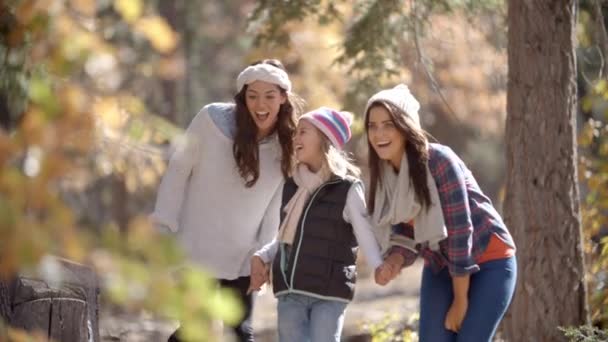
left=280, top=93, right=287, bottom=105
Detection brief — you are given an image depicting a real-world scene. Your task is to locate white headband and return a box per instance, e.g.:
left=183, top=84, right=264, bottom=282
left=236, top=64, right=292, bottom=92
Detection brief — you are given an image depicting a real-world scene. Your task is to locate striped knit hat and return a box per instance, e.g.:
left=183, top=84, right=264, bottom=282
left=300, top=107, right=353, bottom=150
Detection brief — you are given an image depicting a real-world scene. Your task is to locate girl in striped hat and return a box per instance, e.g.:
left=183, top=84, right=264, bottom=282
left=249, top=107, right=389, bottom=342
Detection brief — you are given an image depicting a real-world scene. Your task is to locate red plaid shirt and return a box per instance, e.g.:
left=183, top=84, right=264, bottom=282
left=390, top=143, right=515, bottom=276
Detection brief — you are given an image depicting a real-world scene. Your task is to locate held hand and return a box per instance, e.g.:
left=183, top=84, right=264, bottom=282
left=444, top=298, right=468, bottom=332
left=374, top=252, right=405, bottom=286
left=247, top=256, right=269, bottom=295
left=374, top=263, right=394, bottom=286
left=384, top=252, right=405, bottom=279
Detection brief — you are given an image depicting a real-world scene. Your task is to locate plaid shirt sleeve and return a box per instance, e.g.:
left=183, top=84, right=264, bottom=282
left=432, top=147, right=480, bottom=276
left=388, top=223, right=418, bottom=268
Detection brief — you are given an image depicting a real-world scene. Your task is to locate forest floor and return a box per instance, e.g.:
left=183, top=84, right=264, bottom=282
left=100, top=261, right=424, bottom=341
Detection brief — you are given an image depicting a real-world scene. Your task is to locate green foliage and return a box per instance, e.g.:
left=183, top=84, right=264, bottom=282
left=248, top=0, right=504, bottom=98
left=579, top=83, right=608, bottom=327
left=335, top=0, right=403, bottom=95
left=0, top=1, right=240, bottom=340
left=0, top=10, right=28, bottom=129
left=362, top=313, right=419, bottom=342
left=249, top=0, right=341, bottom=47
left=560, top=325, right=608, bottom=342
left=577, top=2, right=608, bottom=329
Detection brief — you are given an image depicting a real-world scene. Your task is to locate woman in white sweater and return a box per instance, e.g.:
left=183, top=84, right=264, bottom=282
left=152, top=59, right=301, bottom=342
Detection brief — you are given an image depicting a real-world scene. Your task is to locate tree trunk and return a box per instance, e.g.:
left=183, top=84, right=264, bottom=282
left=502, top=1, right=589, bottom=341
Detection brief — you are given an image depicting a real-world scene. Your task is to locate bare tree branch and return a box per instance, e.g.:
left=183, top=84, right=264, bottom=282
left=410, top=0, right=460, bottom=123
left=592, top=0, right=608, bottom=77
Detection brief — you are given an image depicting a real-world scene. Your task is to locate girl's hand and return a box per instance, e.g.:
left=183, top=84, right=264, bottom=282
left=247, top=256, right=269, bottom=294
left=374, top=253, right=404, bottom=285
left=374, top=263, right=394, bottom=285
left=444, top=298, right=468, bottom=332
left=384, top=252, right=405, bottom=278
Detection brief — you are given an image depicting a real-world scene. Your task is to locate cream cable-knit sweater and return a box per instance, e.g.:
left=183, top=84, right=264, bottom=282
left=151, top=103, right=283, bottom=280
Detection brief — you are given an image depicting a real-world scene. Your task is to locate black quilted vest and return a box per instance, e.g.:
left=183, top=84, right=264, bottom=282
left=272, top=176, right=358, bottom=301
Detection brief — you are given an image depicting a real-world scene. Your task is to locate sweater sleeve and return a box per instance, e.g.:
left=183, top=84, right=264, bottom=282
left=150, top=108, right=206, bottom=233
left=255, top=180, right=284, bottom=246
left=254, top=237, right=279, bottom=264
left=343, top=181, right=383, bottom=269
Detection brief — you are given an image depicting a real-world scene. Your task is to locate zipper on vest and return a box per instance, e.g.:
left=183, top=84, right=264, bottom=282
left=287, top=179, right=342, bottom=290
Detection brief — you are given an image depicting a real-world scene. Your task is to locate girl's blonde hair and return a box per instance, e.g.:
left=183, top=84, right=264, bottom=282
left=320, top=135, right=361, bottom=179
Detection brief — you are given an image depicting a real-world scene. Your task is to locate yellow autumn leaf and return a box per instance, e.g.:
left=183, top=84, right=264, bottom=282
left=114, top=0, right=143, bottom=23
left=594, top=79, right=607, bottom=95
left=62, top=229, right=86, bottom=261
left=135, top=16, right=179, bottom=54
left=581, top=96, right=594, bottom=113
left=60, top=84, right=89, bottom=115
left=127, top=215, right=155, bottom=250
left=93, top=97, right=125, bottom=130
left=119, top=95, right=146, bottom=116
left=8, top=327, right=48, bottom=342
left=139, top=167, right=159, bottom=187
left=60, top=30, right=96, bottom=61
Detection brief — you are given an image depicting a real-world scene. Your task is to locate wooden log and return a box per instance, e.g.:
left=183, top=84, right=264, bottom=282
left=8, top=257, right=99, bottom=342
left=12, top=278, right=85, bottom=305
left=52, top=258, right=99, bottom=342
left=11, top=298, right=51, bottom=335
left=49, top=298, right=88, bottom=342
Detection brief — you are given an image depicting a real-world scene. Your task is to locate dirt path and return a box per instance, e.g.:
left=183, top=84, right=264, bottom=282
left=253, top=261, right=423, bottom=341
left=100, top=262, right=423, bottom=341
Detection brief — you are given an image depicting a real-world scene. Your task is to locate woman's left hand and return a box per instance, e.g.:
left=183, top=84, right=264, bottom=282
left=444, top=298, right=468, bottom=332
left=247, top=256, right=269, bottom=294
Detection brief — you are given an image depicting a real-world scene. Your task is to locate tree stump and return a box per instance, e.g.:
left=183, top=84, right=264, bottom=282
left=9, top=258, right=99, bottom=342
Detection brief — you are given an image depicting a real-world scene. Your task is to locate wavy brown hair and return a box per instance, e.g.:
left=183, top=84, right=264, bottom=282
left=365, top=100, right=432, bottom=214
left=233, top=59, right=301, bottom=187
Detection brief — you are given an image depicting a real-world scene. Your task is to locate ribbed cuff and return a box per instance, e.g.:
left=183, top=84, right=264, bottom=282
left=388, top=246, right=418, bottom=268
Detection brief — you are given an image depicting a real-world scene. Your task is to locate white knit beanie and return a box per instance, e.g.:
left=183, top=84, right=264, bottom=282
left=364, top=84, right=421, bottom=129
left=236, top=64, right=292, bottom=92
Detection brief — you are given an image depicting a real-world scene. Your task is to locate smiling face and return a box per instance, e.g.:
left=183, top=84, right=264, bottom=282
left=366, top=104, right=406, bottom=169
left=293, top=119, right=326, bottom=172
left=245, top=80, right=287, bottom=139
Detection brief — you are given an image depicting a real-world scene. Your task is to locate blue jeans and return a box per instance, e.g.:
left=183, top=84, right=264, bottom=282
left=277, top=293, right=348, bottom=342
left=419, top=256, right=517, bottom=342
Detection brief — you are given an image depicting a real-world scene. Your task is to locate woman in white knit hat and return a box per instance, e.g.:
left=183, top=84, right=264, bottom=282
left=365, top=84, right=517, bottom=342
left=152, top=59, right=302, bottom=342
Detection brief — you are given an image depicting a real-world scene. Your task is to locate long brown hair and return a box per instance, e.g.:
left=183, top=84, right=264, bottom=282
left=233, top=59, right=301, bottom=187
left=365, top=100, right=431, bottom=214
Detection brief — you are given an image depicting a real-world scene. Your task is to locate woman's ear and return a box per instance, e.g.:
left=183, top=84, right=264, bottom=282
left=280, top=93, right=287, bottom=105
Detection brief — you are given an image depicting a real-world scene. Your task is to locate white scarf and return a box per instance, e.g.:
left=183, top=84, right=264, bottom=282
left=278, top=163, right=331, bottom=245
left=372, top=152, right=447, bottom=253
